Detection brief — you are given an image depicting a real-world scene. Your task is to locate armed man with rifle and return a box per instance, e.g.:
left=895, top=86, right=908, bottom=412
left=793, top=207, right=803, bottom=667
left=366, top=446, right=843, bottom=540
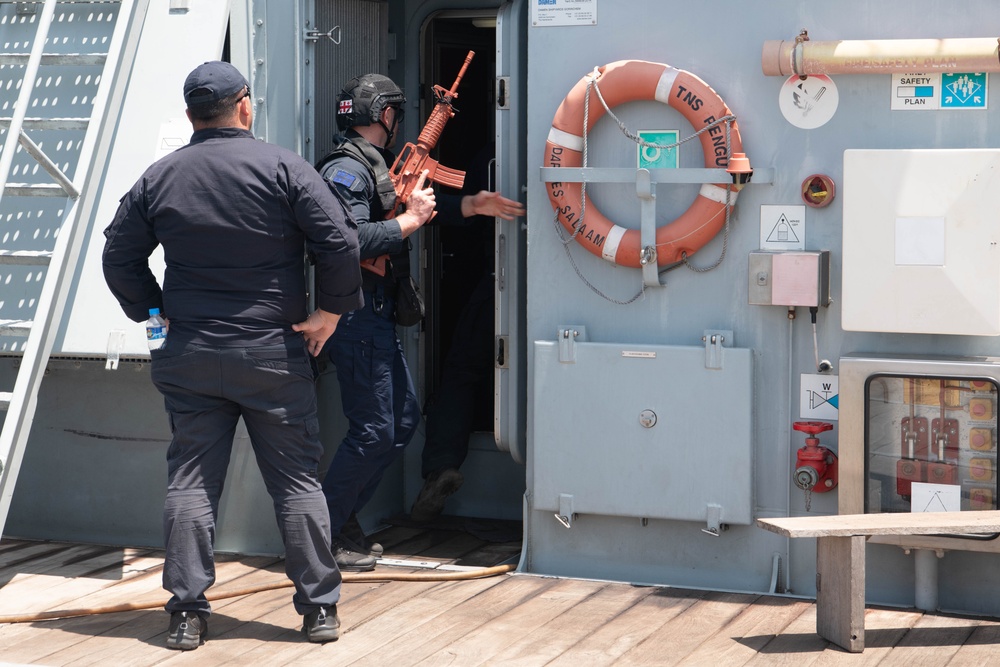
left=316, top=54, right=524, bottom=572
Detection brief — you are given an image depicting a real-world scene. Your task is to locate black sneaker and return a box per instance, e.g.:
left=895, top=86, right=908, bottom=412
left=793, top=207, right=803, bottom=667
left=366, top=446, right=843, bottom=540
left=342, top=512, right=384, bottom=557
left=302, top=605, right=340, bottom=643
left=332, top=535, right=377, bottom=572
left=411, top=468, right=464, bottom=523
left=166, top=610, right=207, bottom=650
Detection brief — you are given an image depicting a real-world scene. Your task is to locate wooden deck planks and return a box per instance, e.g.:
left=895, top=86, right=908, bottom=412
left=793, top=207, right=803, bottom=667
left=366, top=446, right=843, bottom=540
left=0, top=540, right=75, bottom=570
left=398, top=576, right=611, bottom=666
left=412, top=530, right=489, bottom=561
left=617, top=592, right=762, bottom=666
left=0, top=543, right=104, bottom=581
left=346, top=574, right=562, bottom=667
left=945, top=620, right=1000, bottom=666
left=482, top=581, right=655, bottom=666
left=218, top=576, right=527, bottom=667
left=541, top=587, right=712, bottom=665
left=809, top=606, right=924, bottom=667
left=2, top=530, right=1000, bottom=666
left=209, top=576, right=426, bottom=666
left=873, top=613, right=981, bottom=667
left=1, top=605, right=159, bottom=665
left=741, top=603, right=829, bottom=665
left=42, top=589, right=290, bottom=666
left=672, top=596, right=814, bottom=667
left=0, top=546, right=159, bottom=615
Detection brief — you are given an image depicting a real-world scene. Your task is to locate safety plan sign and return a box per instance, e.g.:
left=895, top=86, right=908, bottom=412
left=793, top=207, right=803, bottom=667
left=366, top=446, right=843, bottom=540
left=891, top=72, right=988, bottom=110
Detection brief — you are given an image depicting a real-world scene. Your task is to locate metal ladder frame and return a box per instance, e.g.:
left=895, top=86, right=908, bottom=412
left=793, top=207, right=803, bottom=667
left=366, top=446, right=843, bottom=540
left=0, top=0, right=150, bottom=536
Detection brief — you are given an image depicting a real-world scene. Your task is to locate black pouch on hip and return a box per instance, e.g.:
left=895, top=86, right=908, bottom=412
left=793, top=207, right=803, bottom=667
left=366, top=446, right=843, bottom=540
left=389, top=242, right=424, bottom=327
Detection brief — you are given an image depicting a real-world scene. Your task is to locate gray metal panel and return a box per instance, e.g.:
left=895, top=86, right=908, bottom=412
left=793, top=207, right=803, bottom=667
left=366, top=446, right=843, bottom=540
left=312, top=0, right=387, bottom=161
left=5, top=359, right=166, bottom=546
left=532, top=337, right=753, bottom=525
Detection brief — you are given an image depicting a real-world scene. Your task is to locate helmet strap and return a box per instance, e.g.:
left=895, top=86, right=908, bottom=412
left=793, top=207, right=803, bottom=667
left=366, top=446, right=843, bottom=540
left=377, top=106, right=399, bottom=148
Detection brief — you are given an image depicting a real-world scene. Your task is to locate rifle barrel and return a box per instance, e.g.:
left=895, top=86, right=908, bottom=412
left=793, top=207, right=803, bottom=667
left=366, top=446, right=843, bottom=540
left=445, top=51, right=475, bottom=98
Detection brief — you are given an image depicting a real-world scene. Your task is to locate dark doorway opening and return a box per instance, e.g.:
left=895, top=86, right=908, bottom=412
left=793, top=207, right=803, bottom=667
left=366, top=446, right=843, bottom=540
left=421, top=14, right=496, bottom=436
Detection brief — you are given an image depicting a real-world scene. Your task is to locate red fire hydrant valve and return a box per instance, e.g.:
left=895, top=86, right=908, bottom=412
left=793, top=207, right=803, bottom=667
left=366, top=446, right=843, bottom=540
left=792, top=421, right=838, bottom=493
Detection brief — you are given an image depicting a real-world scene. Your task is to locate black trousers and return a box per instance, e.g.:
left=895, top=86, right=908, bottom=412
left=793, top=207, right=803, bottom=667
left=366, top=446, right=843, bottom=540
left=151, top=339, right=341, bottom=616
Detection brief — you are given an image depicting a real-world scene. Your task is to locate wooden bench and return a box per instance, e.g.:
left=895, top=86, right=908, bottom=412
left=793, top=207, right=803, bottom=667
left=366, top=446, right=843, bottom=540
left=756, top=510, right=1000, bottom=653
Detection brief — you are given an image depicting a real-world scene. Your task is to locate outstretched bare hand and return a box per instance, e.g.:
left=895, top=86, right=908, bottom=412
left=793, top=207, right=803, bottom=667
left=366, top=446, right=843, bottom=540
left=463, top=190, right=526, bottom=220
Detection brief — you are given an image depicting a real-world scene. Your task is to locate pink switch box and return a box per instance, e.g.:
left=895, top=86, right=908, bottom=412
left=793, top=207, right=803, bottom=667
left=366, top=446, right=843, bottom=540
left=772, top=252, right=823, bottom=307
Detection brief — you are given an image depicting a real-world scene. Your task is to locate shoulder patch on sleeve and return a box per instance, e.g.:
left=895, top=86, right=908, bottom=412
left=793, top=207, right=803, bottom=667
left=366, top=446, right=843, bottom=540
left=331, top=169, right=358, bottom=188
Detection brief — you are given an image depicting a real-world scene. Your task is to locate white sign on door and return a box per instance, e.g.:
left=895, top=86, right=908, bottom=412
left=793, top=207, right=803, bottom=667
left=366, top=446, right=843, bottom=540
left=531, top=0, right=598, bottom=27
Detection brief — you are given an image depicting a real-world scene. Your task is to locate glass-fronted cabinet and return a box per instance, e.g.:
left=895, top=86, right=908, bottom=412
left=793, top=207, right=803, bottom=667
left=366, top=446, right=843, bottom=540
left=866, top=374, right=998, bottom=513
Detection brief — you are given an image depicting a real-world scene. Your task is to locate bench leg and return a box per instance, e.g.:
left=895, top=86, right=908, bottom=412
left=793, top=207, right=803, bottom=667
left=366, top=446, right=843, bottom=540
left=815, top=535, right=866, bottom=652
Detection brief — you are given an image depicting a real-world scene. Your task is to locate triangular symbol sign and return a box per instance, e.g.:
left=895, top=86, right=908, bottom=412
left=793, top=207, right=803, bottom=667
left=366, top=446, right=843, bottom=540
left=767, top=213, right=800, bottom=244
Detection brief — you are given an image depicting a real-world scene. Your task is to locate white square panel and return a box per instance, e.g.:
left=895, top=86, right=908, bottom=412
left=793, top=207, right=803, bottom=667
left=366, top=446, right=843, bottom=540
left=895, top=217, right=945, bottom=266
left=843, top=149, right=1000, bottom=335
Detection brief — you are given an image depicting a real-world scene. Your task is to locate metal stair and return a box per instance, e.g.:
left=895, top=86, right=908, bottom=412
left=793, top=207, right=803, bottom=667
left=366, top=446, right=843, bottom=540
left=0, top=0, right=147, bottom=536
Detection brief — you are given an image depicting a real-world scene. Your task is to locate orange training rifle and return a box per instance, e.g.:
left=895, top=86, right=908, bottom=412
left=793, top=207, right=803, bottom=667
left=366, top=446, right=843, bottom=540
left=387, top=49, right=475, bottom=216
left=362, top=50, right=475, bottom=276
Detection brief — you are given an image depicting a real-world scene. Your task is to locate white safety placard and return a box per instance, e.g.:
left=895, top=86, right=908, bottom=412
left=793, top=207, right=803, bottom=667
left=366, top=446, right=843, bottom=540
left=891, top=73, right=939, bottom=110
left=760, top=205, right=805, bottom=251
left=911, top=482, right=961, bottom=513
left=801, top=373, right=839, bottom=421
left=530, top=0, right=597, bottom=27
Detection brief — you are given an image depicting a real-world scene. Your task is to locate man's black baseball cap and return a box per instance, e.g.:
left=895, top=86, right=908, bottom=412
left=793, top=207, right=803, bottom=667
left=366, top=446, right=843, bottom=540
left=183, top=61, right=249, bottom=106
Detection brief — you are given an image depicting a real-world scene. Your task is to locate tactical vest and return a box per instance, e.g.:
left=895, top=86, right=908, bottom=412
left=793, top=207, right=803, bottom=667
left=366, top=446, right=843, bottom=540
left=316, top=132, right=417, bottom=307
left=315, top=131, right=397, bottom=217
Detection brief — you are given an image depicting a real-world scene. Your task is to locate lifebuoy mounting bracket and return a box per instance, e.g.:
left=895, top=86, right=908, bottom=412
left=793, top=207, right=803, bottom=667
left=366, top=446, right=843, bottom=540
left=539, top=165, right=775, bottom=287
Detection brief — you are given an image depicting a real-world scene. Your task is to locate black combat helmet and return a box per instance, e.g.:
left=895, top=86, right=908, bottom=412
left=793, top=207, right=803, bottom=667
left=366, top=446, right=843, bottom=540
left=336, top=73, right=405, bottom=131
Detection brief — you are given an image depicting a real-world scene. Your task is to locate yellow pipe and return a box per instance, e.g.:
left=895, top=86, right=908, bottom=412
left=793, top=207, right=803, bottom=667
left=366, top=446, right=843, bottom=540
left=0, top=563, right=517, bottom=624
left=762, top=36, right=1000, bottom=76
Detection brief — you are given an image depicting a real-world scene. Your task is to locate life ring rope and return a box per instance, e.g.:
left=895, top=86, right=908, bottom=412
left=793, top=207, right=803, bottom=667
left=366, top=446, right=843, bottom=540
left=586, top=65, right=735, bottom=161
left=585, top=69, right=738, bottom=252
left=545, top=60, right=747, bottom=278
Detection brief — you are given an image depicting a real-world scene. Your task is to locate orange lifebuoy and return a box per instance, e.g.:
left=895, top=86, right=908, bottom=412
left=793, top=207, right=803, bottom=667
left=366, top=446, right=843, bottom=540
left=544, top=60, right=745, bottom=268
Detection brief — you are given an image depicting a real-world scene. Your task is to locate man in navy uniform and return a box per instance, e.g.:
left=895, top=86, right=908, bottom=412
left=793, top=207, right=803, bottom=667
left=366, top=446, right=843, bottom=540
left=103, top=61, right=361, bottom=649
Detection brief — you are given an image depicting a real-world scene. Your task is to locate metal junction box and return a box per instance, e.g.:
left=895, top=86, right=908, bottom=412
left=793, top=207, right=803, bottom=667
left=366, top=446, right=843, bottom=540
left=749, top=251, right=831, bottom=308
